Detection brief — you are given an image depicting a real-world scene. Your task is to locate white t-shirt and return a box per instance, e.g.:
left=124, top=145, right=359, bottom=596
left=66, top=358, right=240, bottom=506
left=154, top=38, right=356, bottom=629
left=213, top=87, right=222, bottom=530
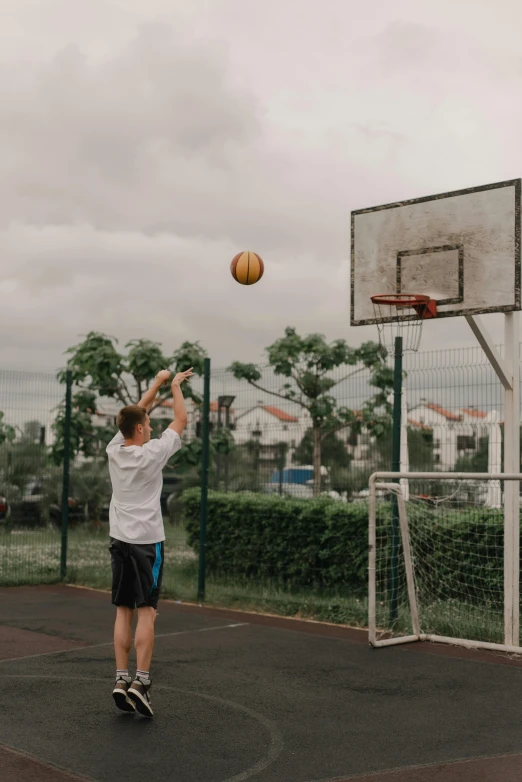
left=106, top=427, right=182, bottom=544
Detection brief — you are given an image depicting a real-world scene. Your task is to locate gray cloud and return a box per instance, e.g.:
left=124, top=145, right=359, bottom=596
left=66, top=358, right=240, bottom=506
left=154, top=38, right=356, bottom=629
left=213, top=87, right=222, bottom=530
left=0, top=24, right=258, bottom=224
left=0, top=0, right=521, bottom=374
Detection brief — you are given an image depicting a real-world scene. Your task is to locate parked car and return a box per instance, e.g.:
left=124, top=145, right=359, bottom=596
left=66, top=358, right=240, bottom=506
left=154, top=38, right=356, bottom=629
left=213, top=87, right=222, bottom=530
left=263, top=465, right=345, bottom=500
left=269, top=465, right=329, bottom=487
left=7, top=479, right=85, bottom=528
left=49, top=496, right=87, bottom=529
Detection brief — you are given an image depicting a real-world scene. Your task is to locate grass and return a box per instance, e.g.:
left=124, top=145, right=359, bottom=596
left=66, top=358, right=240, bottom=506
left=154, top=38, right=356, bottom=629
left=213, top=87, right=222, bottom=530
left=374, top=597, right=504, bottom=646
left=0, top=521, right=369, bottom=626
left=0, top=520, right=510, bottom=638
left=0, top=525, right=62, bottom=586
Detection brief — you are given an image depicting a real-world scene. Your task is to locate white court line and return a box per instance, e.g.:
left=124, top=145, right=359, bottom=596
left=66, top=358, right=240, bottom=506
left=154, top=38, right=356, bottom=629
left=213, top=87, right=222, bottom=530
left=0, top=622, right=248, bottom=665
left=3, top=674, right=284, bottom=782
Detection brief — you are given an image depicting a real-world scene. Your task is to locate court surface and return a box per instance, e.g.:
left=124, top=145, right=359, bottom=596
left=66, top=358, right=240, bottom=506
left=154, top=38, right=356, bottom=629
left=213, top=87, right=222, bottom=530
left=2, top=585, right=522, bottom=782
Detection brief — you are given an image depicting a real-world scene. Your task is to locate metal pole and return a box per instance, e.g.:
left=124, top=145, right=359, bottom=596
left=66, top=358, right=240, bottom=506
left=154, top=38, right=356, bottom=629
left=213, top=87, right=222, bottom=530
left=60, top=371, right=73, bottom=581
left=197, top=358, right=211, bottom=601
left=503, top=312, right=520, bottom=646
left=216, top=403, right=222, bottom=488
left=368, top=473, right=378, bottom=646
left=224, top=407, right=230, bottom=493
left=389, top=336, right=403, bottom=625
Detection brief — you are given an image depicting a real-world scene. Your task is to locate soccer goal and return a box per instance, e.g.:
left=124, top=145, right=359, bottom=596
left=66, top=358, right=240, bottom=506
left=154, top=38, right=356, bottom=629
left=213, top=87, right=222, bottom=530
left=369, top=471, right=522, bottom=654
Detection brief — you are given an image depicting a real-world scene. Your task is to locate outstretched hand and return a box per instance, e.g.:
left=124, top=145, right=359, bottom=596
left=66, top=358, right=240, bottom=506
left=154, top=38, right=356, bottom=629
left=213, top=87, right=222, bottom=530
left=172, top=368, right=194, bottom=388
left=155, top=369, right=172, bottom=385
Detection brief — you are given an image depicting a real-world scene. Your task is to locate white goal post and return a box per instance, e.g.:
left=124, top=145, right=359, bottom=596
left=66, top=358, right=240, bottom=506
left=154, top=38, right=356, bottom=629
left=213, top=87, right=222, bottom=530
left=369, top=471, right=522, bottom=654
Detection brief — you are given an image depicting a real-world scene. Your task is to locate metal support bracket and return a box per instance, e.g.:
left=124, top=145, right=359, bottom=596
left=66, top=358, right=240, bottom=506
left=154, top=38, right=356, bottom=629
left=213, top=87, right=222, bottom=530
left=465, top=315, right=512, bottom=390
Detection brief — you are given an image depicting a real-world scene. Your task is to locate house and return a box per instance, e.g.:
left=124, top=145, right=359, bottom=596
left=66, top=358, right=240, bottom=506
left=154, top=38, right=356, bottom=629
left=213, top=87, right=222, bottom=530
left=88, top=397, right=185, bottom=437
left=83, top=391, right=489, bottom=474
left=333, top=411, right=372, bottom=469
left=86, top=395, right=240, bottom=445
left=407, top=400, right=488, bottom=470
left=232, top=403, right=306, bottom=466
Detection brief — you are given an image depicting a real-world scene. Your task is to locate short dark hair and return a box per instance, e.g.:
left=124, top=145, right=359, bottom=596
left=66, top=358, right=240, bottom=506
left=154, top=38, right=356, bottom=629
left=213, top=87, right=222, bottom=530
left=116, top=405, right=147, bottom=439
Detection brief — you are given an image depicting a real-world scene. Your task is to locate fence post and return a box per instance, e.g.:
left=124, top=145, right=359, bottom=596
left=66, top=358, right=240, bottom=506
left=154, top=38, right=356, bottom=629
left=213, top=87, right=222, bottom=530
left=389, top=336, right=403, bottom=625
left=60, top=371, right=73, bottom=581
left=197, top=358, right=211, bottom=601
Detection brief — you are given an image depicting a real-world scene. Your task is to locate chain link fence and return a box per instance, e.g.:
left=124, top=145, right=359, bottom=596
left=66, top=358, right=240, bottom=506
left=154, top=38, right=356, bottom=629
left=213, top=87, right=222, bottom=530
left=0, top=370, right=64, bottom=585
left=0, top=345, right=516, bottom=625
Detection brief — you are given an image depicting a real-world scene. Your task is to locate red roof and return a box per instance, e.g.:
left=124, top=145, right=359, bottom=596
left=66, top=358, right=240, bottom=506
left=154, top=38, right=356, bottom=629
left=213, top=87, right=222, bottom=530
left=425, top=403, right=462, bottom=421
left=159, top=399, right=236, bottom=413
left=261, top=406, right=298, bottom=422
left=462, top=408, right=487, bottom=419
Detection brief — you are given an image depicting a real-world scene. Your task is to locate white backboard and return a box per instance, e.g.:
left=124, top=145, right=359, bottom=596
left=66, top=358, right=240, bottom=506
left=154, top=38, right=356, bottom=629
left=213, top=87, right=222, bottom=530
left=351, top=179, right=521, bottom=325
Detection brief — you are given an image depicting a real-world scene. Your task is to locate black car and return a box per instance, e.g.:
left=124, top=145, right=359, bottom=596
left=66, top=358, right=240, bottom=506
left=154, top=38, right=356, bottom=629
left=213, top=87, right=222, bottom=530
left=49, top=496, right=86, bottom=529
left=8, top=480, right=85, bottom=528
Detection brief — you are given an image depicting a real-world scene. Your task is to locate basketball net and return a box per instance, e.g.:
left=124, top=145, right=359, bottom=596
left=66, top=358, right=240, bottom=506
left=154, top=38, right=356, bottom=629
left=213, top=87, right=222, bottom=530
left=370, top=294, right=436, bottom=359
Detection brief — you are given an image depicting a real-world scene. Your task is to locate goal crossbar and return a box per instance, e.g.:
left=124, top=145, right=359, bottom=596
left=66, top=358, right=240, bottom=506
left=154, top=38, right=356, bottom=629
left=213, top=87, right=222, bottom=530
left=369, top=471, right=522, bottom=654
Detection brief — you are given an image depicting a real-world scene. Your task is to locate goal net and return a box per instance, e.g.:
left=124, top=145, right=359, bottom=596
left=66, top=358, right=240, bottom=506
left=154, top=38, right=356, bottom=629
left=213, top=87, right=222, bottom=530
left=369, top=471, right=522, bottom=653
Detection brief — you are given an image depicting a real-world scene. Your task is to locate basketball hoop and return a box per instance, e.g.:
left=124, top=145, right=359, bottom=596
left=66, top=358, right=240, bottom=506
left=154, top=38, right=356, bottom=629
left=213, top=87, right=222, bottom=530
left=370, top=293, right=437, bottom=358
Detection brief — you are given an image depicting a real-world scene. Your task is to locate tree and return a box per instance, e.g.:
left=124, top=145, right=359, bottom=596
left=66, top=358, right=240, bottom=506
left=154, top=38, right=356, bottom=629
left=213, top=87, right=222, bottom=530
left=50, top=390, right=109, bottom=466
left=0, top=413, right=48, bottom=502
left=455, top=435, right=488, bottom=473
left=374, top=425, right=435, bottom=471
left=229, top=327, right=393, bottom=496
left=0, top=412, right=16, bottom=446
left=408, top=428, right=435, bottom=471
left=69, top=461, right=112, bottom=524
left=293, top=428, right=352, bottom=469
left=0, top=440, right=49, bottom=497
left=52, top=332, right=207, bottom=465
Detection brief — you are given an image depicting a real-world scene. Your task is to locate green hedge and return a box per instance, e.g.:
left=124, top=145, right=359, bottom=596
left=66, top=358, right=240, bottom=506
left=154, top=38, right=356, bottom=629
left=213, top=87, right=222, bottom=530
left=411, top=509, right=504, bottom=605
left=182, top=489, right=371, bottom=591
left=182, top=489, right=509, bottom=603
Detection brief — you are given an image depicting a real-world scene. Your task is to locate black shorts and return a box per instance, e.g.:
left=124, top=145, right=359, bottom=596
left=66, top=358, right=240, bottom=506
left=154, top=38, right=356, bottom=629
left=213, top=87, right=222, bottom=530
left=109, top=537, right=164, bottom=610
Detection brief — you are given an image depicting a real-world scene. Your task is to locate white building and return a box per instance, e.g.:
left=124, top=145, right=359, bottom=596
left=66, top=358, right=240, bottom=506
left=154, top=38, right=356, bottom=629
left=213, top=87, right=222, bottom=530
left=333, top=412, right=372, bottom=469
left=232, top=403, right=306, bottom=466
left=407, top=401, right=488, bottom=470
left=84, top=393, right=490, bottom=474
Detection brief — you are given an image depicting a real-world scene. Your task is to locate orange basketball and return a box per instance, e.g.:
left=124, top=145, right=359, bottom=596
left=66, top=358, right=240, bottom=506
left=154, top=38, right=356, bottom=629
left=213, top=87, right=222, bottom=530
left=230, top=251, right=264, bottom=286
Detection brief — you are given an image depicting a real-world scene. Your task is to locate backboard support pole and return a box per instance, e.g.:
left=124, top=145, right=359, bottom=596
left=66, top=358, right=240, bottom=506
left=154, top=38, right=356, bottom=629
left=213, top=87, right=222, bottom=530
left=466, top=312, right=520, bottom=647
left=389, top=336, right=403, bottom=626
left=465, top=315, right=512, bottom=391
left=503, top=311, right=520, bottom=647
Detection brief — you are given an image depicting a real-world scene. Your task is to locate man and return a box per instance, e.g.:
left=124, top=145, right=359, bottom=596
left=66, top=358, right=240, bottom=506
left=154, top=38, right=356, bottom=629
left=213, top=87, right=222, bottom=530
left=106, top=367, right=193, bottom=717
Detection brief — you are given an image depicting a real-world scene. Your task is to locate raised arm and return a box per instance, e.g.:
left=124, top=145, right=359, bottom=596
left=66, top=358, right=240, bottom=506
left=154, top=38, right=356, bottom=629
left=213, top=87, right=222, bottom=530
left=138, top=370, right=171, bottom=412
left=168, top=368, right=193, bottom=436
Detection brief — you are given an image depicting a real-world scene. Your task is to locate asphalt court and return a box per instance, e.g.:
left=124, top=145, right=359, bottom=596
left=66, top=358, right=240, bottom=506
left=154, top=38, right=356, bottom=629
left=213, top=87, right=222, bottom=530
left=2, top=585, right=522, bottom=782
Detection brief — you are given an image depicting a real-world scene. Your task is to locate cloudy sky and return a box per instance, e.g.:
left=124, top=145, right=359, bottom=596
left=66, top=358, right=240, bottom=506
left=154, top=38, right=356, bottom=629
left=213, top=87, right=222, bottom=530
left=1, top=0, right=522, bottom=372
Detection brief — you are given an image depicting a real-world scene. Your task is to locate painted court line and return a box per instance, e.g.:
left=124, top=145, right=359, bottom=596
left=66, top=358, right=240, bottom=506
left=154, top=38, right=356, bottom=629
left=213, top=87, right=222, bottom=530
left=0, top=742, right=96, bottom=782
left=0, top=622, right=248, bottom=664
left=306, top=750, right=522, bottom=781
left=2, top=674, right=284, bottom=782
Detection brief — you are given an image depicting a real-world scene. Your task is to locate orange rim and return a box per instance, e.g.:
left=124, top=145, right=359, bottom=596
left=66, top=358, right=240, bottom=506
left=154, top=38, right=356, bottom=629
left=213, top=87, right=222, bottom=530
left=371, top=293, right=431, bottom=307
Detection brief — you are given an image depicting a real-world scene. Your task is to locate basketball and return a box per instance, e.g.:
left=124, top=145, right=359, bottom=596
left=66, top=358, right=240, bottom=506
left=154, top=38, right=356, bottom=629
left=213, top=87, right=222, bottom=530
left=230, top=251, right=264, bottom=286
